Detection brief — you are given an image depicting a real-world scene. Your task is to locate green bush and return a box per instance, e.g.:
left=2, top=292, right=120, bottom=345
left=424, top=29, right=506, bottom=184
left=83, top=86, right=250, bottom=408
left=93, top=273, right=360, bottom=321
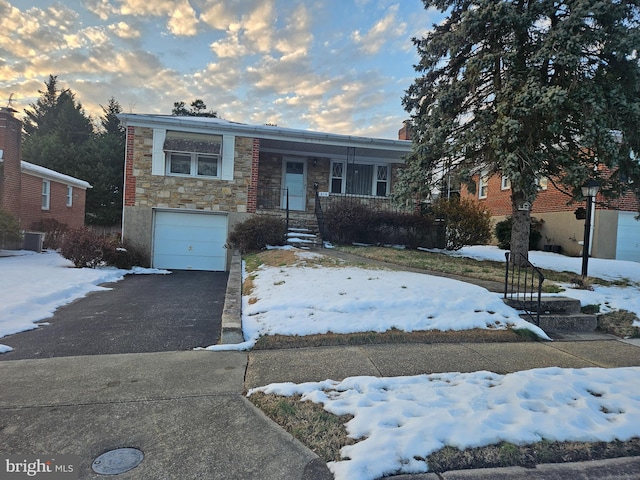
left=30, top=218, right=68, bottom=250
left=431, top=198, right=492, bottom=250
left=0, top=209, right=21, bottom=248
left=494, top=217, right=543, bottom=250
left=228, top=215, right=287, bottom=253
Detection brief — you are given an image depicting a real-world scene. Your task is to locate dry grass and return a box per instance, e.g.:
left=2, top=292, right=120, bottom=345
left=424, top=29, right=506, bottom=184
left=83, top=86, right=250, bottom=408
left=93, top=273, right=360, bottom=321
left=597, top=310, right=640, bottom=338
left=335, top=245, right=627, bottom=288
left=248, top=392, right=356, bottom=462
left=426, top=438, right=640, bottom=473
left=254, top=328, right=535, bottom=350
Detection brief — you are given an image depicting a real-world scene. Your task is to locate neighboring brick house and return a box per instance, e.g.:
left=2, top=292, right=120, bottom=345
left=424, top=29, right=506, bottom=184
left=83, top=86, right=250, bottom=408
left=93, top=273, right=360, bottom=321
left=0, top=109, right=91, bottom=241
left=460, top=170, right=640, bottom=262
left=117, top=114, right=412, bottom=271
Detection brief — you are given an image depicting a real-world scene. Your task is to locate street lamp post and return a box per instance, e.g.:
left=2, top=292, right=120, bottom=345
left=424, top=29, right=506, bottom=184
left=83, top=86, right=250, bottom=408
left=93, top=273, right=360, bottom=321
left=581, top=179, right=600, bottom=278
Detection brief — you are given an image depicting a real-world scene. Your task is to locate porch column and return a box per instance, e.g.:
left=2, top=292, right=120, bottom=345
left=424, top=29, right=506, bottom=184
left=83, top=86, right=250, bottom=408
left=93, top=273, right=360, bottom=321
left=248, top=138, right=259, bottom=213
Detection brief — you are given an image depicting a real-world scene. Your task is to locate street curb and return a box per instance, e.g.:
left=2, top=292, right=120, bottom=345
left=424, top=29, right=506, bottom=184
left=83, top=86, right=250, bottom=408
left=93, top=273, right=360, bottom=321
left=220, top=250, right=244, bottom=344
left=391, top=456, right=640, bottom=479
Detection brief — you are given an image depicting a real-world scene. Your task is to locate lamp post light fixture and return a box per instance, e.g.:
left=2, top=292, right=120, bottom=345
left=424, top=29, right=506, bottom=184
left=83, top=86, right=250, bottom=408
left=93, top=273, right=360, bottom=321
left=580, top=179, right=600, bottom=278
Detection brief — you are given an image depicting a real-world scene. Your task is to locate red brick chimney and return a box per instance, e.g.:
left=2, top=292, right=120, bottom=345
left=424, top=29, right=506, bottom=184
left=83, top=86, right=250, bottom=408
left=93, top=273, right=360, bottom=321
left=0, top=108, right=22, bottom=220
left=398, top=120, right=413, bottom=141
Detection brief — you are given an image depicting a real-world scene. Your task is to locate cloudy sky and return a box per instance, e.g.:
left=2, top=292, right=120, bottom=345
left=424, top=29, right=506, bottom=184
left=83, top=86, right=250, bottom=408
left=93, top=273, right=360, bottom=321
left=1, top=0, right=444, bottom=139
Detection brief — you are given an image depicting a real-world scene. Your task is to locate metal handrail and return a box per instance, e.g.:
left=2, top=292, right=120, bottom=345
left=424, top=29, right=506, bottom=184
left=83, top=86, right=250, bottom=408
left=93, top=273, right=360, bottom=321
left=314, top=191, right=327, bottom=243
left=504, top=251, right=544, bottom=326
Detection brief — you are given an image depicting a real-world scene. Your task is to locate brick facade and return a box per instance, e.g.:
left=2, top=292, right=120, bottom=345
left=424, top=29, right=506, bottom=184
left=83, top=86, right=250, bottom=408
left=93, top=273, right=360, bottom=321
left=19, top=170, right=87, bottom=230
left=462, top=172, right=640, bottom=215
left=460, top=171, right=640, bottom=258
left=0, top=110, right=89, bottom=233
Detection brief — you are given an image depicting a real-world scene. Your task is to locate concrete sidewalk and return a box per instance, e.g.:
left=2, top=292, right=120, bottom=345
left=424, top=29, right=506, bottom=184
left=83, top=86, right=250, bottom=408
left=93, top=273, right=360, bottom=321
left=0, top=351, right=329, bottom=479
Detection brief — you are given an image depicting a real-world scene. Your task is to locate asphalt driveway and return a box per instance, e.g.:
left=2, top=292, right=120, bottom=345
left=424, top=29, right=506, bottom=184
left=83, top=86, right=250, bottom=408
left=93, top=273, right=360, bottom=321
left=0, top=270, right=228, bottom=360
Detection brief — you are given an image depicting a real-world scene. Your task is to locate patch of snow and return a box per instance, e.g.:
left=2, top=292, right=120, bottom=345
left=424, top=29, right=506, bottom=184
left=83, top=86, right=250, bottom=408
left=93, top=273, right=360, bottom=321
left=0, top=251, right=169, bottom=353
left=250, top=366, right=640, bottom=480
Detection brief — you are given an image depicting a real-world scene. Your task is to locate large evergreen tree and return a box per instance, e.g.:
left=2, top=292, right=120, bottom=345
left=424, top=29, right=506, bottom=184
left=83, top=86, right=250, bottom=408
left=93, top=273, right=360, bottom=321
left=400, top=0, right=640, bottom=261
left=84, top=98, right=125, bottom=225
left=23, top=75, right=95, bottom=177
left=22, top=77, right=125, bottom=225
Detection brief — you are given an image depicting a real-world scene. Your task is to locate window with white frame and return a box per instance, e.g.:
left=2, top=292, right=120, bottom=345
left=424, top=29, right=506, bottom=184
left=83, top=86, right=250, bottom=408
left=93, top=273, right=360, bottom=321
left=330, top=161, right=389, bottom=196
left=501, top=176, right=511, bottom=190
left=536, top=176, right=548, bottom=190
left=478, top=171, right=489, bottom=198
left=66, top=186, right=73, bottom=207
left=42, top=180, right=50, bottom=210
left=164, top=131, right=222, bottom=178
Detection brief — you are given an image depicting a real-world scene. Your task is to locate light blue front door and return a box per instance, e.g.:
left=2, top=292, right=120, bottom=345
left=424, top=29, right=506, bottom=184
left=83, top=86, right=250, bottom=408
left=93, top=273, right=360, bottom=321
left=283, top=160, right=305, bottom=211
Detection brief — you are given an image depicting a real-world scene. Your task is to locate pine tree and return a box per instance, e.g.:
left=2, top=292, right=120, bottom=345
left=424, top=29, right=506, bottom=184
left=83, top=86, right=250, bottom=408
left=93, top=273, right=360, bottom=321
left=400, top=0, right=640, bottom=261
left=22, top=77, right=125, bottom=225
left=172, top=99, right=218, bottom=117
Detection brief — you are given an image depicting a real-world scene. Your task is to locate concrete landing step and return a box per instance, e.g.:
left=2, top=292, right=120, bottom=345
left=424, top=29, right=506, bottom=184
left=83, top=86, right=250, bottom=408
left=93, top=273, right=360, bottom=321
left=535, top=314, right=598, bottom=333
left=505, top=296, right=582, bottom=314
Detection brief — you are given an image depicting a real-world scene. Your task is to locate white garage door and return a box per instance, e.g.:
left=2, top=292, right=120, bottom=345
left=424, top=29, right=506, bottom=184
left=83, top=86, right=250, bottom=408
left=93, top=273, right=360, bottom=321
left=153, top=211, right=228, bottom=271
left=616, top=212, right=640, bottom=263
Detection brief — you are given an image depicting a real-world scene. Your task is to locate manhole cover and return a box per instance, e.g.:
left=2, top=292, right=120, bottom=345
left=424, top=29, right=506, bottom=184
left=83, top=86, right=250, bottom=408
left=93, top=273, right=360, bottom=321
left=92, top=448, right=144, bottom=475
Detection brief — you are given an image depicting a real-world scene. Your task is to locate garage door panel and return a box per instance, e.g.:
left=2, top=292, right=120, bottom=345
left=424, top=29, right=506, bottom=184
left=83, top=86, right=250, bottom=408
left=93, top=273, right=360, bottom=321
left=616, top=212, right=640, bottom=263
left=153, top=253, right=225, bottom=271
left=153, top=239, right=226, bottom=256
left=153, top=211, right=228, bottom=271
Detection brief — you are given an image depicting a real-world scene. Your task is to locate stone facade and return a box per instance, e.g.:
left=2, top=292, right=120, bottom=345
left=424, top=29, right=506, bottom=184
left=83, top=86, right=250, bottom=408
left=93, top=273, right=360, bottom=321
left=257, top=153, right=403, bottom=213
left=125, top=126, right=254, bottom=212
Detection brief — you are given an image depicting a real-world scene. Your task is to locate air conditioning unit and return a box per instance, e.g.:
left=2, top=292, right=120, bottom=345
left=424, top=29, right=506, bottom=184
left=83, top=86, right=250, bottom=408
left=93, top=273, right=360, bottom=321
left=23, top=232, right=45, bottom=253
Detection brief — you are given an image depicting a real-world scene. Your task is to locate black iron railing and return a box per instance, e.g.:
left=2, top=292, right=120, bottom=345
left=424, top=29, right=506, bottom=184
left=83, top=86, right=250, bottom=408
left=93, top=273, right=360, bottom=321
left=317, top=193, right=415, bottom=213
left=314, top=191, right=327, bottom=242
left=504, top=252, right=544, bottom=326
left=256, top=187, right=288, bottom=211
left=255, top=187, right=289, bottom=233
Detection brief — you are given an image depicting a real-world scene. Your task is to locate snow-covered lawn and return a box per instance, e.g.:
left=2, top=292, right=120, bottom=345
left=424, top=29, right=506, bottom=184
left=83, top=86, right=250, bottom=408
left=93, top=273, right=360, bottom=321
left=207, top=245, right=640, bottom=351
left=237, top=246, right=640, bottom=480
left=250, top=366, right=640, bottom=480
left=0, top=250, right=167, bottom=353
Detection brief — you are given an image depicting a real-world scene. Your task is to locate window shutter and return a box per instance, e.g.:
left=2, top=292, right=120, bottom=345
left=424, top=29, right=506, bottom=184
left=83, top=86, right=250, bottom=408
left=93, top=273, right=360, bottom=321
left=220, top=134, right=235, bottom=180
left=151, top=129, right=166, bottom=176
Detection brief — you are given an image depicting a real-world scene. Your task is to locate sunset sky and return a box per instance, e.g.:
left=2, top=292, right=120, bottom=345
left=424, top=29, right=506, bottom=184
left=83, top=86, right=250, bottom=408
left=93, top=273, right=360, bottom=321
left=1, top=0, right=444, bottom=139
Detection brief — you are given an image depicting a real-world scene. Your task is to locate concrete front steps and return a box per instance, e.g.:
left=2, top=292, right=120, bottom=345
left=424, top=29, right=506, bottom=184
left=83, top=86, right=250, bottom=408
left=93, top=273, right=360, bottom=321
left=286, top=227, right=322, bottom=248
left=504, top=296, right=597, bottom=333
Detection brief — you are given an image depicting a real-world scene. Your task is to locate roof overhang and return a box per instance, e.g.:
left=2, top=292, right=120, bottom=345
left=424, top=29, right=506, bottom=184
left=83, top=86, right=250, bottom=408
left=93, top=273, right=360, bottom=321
left=21, top=161, right=92, bottom=189
left=117, top=114, right=412, bottom=163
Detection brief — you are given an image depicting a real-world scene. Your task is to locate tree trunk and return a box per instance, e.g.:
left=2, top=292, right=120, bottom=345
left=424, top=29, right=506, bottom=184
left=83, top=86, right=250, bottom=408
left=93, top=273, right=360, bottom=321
left=510, top=193, right=531, bottom=265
